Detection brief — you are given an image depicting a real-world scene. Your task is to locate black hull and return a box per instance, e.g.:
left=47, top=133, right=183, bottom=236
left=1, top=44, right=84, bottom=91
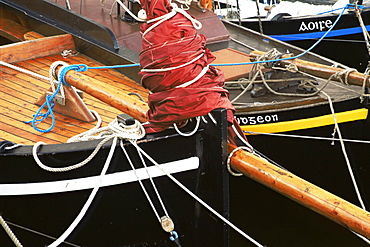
left=236, top=97, right=370, bottom=208
left=228, top=119, right=370, bottom=246
left=0, top=110, right=230, bottom=246
left=235, top=9, right=370, bottom=72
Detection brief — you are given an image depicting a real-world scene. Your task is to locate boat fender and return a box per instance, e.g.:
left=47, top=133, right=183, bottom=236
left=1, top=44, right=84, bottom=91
left=0, top=141, right=16, bottom=153
left=271, top=13, right=291, bottom=21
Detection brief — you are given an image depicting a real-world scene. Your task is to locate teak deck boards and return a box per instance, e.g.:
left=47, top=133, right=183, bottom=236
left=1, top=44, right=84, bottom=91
left=0, top=49, right=149, bottom=146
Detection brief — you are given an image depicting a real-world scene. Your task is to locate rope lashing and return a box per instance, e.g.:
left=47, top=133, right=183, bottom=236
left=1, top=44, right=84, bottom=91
left=26, top=63, right=87, bottom=133
left=26, top=63, right=140, bottom=133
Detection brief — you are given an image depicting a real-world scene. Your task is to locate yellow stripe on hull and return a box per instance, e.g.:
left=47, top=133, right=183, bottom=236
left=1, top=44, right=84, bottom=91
left=241, top=108, right=368, bottom=134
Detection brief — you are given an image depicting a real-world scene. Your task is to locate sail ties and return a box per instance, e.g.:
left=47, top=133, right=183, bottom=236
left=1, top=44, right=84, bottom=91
left=142, top=1, right=202, bottom=37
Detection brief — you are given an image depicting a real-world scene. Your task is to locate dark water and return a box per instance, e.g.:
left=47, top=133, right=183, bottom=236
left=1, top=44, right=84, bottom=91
left=229, top=175, right=368, bottom=247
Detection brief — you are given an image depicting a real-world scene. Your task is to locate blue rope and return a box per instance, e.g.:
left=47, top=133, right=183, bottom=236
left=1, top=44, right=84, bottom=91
left=27, top=65, right=90, bottom=133
left=212, top=4, right=349, bottom=67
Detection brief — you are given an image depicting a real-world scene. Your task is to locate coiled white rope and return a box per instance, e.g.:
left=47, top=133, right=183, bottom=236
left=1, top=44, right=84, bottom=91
left=33, top=118, right=145, bottom=172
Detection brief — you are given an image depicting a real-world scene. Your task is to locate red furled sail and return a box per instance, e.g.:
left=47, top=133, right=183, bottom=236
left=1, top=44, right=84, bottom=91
left=139, top=0, right=247, bottom=145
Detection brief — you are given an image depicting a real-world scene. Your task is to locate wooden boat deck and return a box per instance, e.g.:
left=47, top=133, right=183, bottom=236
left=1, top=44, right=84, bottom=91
left=51, top=0, right=230, bottom=53
left=0, top=29, right=149, bottom=146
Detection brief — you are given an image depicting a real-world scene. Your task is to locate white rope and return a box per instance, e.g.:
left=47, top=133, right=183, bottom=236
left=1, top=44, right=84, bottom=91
left=120, top=142, right=162, bottom=222
left=0, top=215, right=23, bottom=247
left=141, top=53, right=205, bottom=73
left=67, top=110, right=103, bottom=143
left=142, top=2, right=202, bottom=37
left=226, top=146, right=245, bottom=176
left=33, top=118, right=145, bottom=172
left=109, top=0, right=147, bottom=22
left=135, top=141, right=171, bottom=220
left=173, top=117, right=201, bottom=137
left=47, top=137, right=118, bottom=247
left=0, top=61, right=49, bottom=81
left=49, top=61, right=69, bottom=100
left=244, top=131, right=370, bottom=144
left=355, top=3, right=370, bottom=57
left=33, top=137, right=111, bottom=172
left=321, top=92, right=366, bottom=210
left=129, top=141, right=264, bottom=247
left=361, top=67, right=370, bottom=102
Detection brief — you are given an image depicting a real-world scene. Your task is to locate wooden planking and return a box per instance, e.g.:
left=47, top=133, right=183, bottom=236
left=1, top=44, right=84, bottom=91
left=1, top=65, right=118, bottom=128
left=24, top=31, right=45, bottom=40
left=0, top=34, right=76, bottom=63
left=14, top=57, right=133, bottom=121
left=0, top=17, right=29, bottom=42
left=0, top=37, right=150, bottom=145
left=213, top=48, right=255, bottom=81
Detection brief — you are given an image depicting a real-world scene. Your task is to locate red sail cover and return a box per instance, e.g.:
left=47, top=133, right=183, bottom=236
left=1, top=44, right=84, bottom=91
left=139, top=0, right=247, bottom=145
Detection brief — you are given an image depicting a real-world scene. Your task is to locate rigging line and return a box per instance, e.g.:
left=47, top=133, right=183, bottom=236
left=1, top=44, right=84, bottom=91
left=136, top=141, right=171, bottom=218
left=244, top=131, right=370, bottom=144
left=0, top=215, right=22, bottom=247
left=321, top=91, right=367, bottom=211
left=213, top=5, right=347, bottom=66
left=4, top=221, right=80, bottom=247
left=120, top=142, right=162, bottom=222
left=47, top=137, right=118, bottom=247
left=274, top=37, right=370, bottom=43
left=129, top=141, right=264, bottom=247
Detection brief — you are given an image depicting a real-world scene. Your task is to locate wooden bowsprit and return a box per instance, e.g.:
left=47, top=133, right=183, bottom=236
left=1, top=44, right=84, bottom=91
left=228, top=144, right=370, bottom=240
left=250, top=50, right=370, bottom=87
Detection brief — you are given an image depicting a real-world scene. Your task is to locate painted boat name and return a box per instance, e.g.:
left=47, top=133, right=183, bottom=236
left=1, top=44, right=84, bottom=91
left=299, top=19, right=332, bottom=32
left=236, top=114, right=278, bottom=125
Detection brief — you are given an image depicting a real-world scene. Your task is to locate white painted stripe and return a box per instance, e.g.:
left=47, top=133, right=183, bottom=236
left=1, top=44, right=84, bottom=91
left=0, top=157, right=199, bottom=196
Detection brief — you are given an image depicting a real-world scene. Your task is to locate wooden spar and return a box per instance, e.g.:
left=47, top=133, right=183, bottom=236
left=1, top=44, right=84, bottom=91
left=250, top=50, right=370, bottom=88
left=227, top=144, right=370, bottom=239
left=60, top=68, right=149, bottom=123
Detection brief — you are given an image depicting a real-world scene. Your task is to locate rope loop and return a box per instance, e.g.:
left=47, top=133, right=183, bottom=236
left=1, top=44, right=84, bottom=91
left=227, top=146, right=253, bottom=176
left=59, top=64, right=88, bottom=86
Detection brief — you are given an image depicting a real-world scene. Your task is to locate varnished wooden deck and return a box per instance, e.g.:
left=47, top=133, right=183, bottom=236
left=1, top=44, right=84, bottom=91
left=0, top=19, right=148, bottom=145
